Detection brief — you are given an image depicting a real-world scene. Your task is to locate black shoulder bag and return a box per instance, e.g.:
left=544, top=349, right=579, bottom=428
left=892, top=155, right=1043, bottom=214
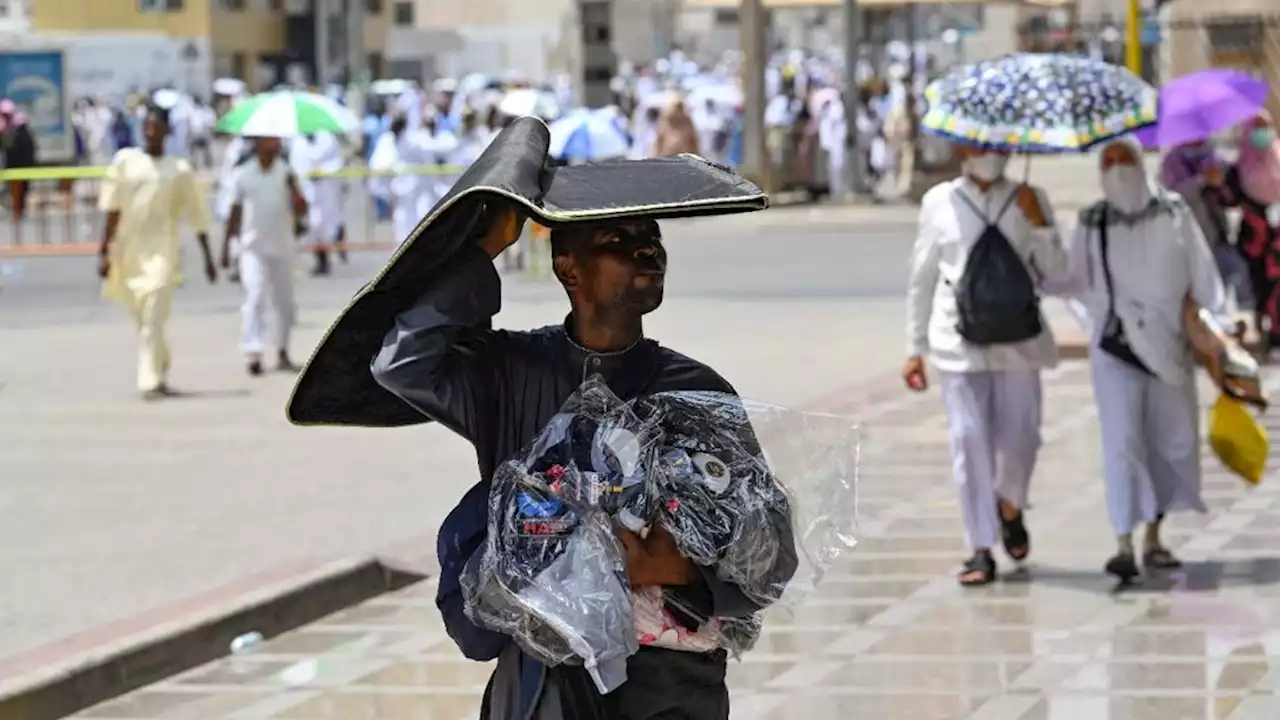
left=1096, top=209, right=1154, bottom=374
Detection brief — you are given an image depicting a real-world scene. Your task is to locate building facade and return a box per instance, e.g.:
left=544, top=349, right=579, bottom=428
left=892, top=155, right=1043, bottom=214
left=385, top=0, right=578, bottom=82
left=1162, top=0, right=1280, bottom=120
left=29, top=0, right=389, bottom=90
left=384, top=0, right=675, bottom=99
left=677, top=0, right=1021, bottom=72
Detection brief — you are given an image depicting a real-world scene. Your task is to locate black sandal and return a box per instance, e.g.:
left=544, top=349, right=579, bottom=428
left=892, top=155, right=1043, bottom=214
left=998, top=501, right=1030, bottom=562
left=1142, top=547, right=1183, bottom=570
left=958, top=551, right=997, bottom=587
left=1105, top=552, right=1140, bottom=583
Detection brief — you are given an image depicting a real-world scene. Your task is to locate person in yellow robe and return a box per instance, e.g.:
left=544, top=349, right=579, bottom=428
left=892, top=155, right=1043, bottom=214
left=97, top=105, right=217, bottom=400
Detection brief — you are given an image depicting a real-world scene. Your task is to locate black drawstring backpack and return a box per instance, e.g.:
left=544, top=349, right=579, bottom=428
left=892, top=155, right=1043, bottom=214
left=952, top=189, right=1044, bottom=346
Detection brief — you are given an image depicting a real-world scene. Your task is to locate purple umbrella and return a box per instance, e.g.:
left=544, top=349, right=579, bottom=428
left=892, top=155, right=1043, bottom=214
left=1134, top=69, right=1269, bottom=148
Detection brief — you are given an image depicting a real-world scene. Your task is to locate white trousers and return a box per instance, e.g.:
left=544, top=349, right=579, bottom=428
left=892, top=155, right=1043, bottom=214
left=1090, top=351, right=1206, bottom=536
left=826, top=145, right=846, bottom=197
left=310, top=179, right=344, bottom=245
left=238, top=250, right=296, bottom=356
left=392, top=190, right=435, bottom=246
left=940, top=369, right=1043, bottom=550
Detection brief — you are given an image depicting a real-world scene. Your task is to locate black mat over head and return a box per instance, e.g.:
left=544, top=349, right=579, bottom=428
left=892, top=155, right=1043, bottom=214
left=287, top=116, right=768, bottom=428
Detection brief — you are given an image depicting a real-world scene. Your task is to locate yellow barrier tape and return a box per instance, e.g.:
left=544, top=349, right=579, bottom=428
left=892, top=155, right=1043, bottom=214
left=0, top=164, right=468, bottom=182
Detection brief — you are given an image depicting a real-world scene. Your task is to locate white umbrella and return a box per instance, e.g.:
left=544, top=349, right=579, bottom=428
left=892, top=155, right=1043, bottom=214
left=687, top=84, right=743, bottom=111
left=808, top=87, right=840, bottom=116
left=498, top=89, right=559, bottom=120
left=213, top=78, right=247, bottom=96
left=151, top=88, right=187, bottom=110
left=370, top=79, right=411, bottom=95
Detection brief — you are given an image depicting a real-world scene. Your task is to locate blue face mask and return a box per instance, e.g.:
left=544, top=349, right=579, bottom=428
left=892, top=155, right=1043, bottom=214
left=1251, top=128, right=1275, bottom=149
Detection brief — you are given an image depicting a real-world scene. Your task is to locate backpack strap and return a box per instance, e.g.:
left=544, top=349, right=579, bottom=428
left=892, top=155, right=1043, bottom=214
left=955, top=185, right=1021, bottom=226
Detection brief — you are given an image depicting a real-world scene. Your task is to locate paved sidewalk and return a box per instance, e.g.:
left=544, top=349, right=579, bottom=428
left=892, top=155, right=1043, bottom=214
left=71, top=364, right=1280, bottom=720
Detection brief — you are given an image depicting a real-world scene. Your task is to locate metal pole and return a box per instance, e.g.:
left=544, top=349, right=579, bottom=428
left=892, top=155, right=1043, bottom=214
left=842, top=0, right=863, bottom=196
left=315, top=0, right=330, bottom=87
left=740, top=0, right=771, bottom=192
left=345, top=0, right=366, bottom=114
left=1125, top=0, right=1142, bottom=76
left=347, top=0, right=366, bottom=85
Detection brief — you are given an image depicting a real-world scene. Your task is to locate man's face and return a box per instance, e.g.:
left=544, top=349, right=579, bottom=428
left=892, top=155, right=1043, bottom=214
left=567, top=221, right=667, bottom=316
left=254, top=136, right=283, bottom=160
left=142, top=115, right=168, bottom=146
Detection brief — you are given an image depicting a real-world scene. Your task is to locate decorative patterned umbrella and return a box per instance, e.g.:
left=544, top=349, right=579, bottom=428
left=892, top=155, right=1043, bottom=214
left=922, top=53, right=1158, bottom=153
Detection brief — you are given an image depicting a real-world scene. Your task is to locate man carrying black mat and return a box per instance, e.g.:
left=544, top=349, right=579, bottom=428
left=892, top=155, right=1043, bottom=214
left=286, top=117, right=787, bottom=719
left=372, top=206, right=794, bottom=719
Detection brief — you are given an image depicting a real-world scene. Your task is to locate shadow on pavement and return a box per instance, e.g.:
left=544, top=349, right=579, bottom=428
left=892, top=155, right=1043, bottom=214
left=999, top=557, right=1280, bottom=596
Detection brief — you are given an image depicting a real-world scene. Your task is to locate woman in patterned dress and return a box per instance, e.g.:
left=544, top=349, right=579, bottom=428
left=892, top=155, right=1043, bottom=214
left=1209, top=111, right=1280, bottom=354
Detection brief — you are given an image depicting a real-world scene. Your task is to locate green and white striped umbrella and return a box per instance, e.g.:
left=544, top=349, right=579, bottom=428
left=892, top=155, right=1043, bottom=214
left=215, top=91, right=358, bottom=138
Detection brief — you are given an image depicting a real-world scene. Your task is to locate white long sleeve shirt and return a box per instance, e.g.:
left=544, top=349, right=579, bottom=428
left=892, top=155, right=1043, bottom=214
left=1046, top=195, right=1227, bottom=385
left=906, top=177, right=1068, bottom=374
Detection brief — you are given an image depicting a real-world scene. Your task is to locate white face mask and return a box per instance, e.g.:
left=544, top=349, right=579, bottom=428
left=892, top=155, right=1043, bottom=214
left=1101, top=164, right=1152, bottom=215
left=962, top=153, right=1010, bottom=182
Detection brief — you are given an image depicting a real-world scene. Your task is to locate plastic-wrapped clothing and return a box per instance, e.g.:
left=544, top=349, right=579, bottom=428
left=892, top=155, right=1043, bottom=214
left=641, top=392, right=799, bottom=631
left=466, top=378, right=786, bottom=693
left=481, top=473, right=637, bottom=693
left=371, top=243, right=780, bottom=719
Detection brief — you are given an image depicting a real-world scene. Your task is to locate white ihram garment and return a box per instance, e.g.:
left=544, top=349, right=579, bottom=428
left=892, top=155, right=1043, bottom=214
left=231, top=159, right=297, bottom=355
left=370, top=130, right=440, bottom=245
left=1045, top=148, right=1225, bottom=535
left=289, top=131, right=346, bottom=246
left=906, top=177, right=1069, bottom=550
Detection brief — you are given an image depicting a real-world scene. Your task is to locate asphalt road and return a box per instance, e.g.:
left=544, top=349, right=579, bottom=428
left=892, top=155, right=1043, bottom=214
left=0, top=205, right=929, bottom=663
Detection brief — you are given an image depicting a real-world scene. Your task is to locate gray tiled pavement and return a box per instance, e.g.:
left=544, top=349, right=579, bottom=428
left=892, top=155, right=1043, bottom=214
left=70, top=364, right=1280, bottom=720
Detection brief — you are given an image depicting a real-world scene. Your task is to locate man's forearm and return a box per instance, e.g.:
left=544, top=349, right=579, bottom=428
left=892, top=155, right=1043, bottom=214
left=223, top=207, right=241, bottom=256
left=99, top=212, right=120, bottom=255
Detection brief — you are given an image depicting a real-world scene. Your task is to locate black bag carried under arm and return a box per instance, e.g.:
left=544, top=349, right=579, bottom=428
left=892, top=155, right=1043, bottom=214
left=1096, top=208, right=1154, bottom=374
left=952, top=189, right=1044, bottom=346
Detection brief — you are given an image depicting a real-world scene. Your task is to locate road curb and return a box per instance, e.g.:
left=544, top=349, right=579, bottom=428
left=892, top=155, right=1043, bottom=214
left=0, top=556, right=425, bottom=720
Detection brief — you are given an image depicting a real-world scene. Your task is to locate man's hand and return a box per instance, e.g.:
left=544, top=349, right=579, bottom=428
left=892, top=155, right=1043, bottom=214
left=219, top=244, right=231, bottom=270
left=1016, top=185, right=1048, bottom=228
left=480, top=204, right=525, bottom=259
left=96, top=250, right=110, bottom=280
left=616, top=524, right=697, bottom=589
left=203, top=255, right=218, bottom=284
left=902, top=355, right=928, bottom=392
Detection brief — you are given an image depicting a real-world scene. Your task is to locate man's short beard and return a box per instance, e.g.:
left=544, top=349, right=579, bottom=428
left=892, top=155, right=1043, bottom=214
left=618, top=285, right=664, bottom=316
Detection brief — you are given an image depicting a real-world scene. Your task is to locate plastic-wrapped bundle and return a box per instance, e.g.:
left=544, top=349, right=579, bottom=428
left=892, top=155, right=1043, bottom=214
left=463, top=377, right=861, bottom=690
left=641, top=390, right=860, bottom=644
left=462, top=377, right=661, bottom=694
left=639, top=391, right=796, bottom=648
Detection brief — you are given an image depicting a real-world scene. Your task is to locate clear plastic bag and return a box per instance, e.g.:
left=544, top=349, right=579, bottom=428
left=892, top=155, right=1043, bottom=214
left=641, top=391, right=860, bottom=651
left=461, top=376, right=860, bottom=692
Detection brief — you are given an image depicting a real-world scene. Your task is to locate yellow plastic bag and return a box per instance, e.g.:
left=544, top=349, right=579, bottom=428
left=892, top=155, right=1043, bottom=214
left=1208, top=395, right=1270, bottom=485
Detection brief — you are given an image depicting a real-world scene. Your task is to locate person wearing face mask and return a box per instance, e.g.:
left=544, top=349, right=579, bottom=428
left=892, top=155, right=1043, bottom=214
left=1208, top=111, right=1280, bottom=356
left=1160, top=141, right=1246, bottom=313
left=1047, top=136, right=1225, bottom=583
left=903, top=143, right=1069, bottom=587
